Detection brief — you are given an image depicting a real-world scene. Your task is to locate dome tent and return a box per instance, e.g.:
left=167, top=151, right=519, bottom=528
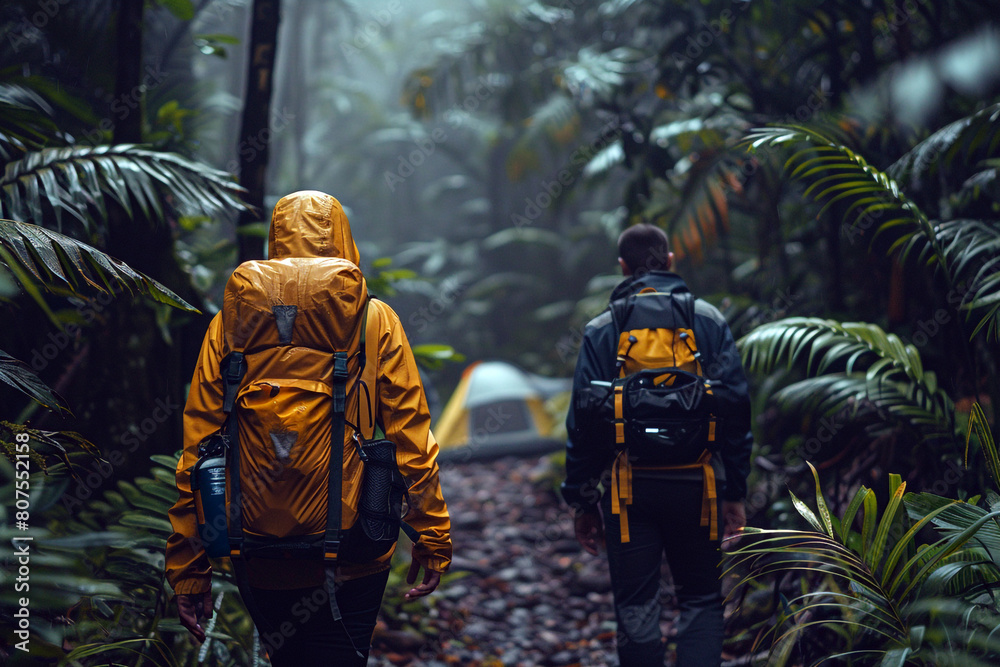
left=432, top=361, right=571, bottom=463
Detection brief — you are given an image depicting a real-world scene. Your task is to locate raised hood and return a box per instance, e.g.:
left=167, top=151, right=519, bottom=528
left=268, top=190, right=360, bottom=264
left=223, top=190, right=367, bottom=353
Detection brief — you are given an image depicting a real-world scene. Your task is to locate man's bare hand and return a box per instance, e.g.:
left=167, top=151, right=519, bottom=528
left=405, top=559, right=442, bottom=600
left=721, top=500, right=747, bottom=549
left=574, top=511, right=604, bottom=556
left=177, top=591, right=212, bottom=643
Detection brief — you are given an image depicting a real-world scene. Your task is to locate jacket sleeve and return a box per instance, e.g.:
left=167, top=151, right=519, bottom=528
left=373, top=301, right=452, bottom=573
left=165, top=313, right=226, bottom=595
left=695, top=302, right=753, bottom=501
left=561, top=315, right=616, bottom=515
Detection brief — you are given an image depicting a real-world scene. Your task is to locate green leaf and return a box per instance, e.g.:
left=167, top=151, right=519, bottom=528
left=883, top=499, right=962, bottom=595
left=150, top=453, right=181, bottom=470
left=236, top=221, right=269, bottom=238
left=1, top=144, right=250, bottom=237
left=807, top=462, right=835, bottom=537
left=195, top=33, right=241, bottom=45
left=0, top=348, right=70, bottom=413
left=62, top=637, right=172, bottom=663
left=412, top=344, right=465, bottom=371
left=118, top=512, right=173, bottom=533
left=966, top=402, right=1000, bottom=490
left=43, top=531, right=132, bottom=550
left=862, top=488, right=878, bottom=555
left=788, top=487, right=825, bottom=534
left=158, top=0, right=196, bottom=20
left=839, top=486, right=871, bottom=544
left=897, top=511, right=1000, bottom=601
left=0, top=219, right=199, bottom=312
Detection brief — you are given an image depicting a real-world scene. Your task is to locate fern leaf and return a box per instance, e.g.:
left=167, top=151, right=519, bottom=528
left=0, top=349, right=69, bottom=413
left=0, top=218, right=199, bottom=312
left=889, top=103, right=1000, bottom=189
left=0, top=144, right=249, bottom=234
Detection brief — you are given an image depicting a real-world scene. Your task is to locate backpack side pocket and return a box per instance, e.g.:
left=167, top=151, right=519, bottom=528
left=341, top=438, right=406, bottom=562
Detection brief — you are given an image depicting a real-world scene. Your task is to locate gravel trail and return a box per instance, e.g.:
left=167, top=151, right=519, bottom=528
left=370, top=456, right=621, bottom=667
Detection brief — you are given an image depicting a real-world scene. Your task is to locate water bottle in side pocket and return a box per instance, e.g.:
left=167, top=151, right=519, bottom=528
left=191, top=434, right=230, bottom=558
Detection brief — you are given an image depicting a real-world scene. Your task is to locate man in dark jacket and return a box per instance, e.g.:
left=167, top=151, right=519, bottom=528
left=562, top=224, right=752, bottom=666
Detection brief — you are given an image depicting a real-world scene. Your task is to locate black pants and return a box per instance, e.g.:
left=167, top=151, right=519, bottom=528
left=241, top=569, right=390, bottom=666
left=601, top=477, right=724, bottom=667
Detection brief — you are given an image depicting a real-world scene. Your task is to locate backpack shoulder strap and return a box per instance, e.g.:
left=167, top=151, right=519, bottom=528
left=674, top=290, right=696, bottom=329
left=671, top=291, right=703, bottom=375
left=330, top=294, right=381, bottom=559
left=220, top=351, right=247, bottom=557
left=607, top=297, right=632, bottom=381
left=352, top=297, right=381, bottom=441
left=608, top=287, right=675, bottom=380
left=324, top=350, right=349, bottom=561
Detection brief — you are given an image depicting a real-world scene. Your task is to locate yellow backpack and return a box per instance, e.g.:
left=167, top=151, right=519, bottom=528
left=207, top=256, right=405, bottom=564
left=581, top=289, right=720, bottom=541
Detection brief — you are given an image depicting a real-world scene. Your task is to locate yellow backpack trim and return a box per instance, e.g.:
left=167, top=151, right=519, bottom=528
left=610, top=450, right=718, bottom=543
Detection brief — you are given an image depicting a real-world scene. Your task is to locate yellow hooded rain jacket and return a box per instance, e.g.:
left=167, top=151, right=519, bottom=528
left=165, top=191, right=452, bottom=593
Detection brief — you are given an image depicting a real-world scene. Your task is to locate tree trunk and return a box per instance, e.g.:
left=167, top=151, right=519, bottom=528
left=236, top=0, right=282, bottom=263
left=113, top=0, right=144, bottom=144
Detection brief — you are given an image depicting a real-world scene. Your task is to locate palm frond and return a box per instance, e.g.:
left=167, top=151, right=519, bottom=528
left=740, top=317, right=937, bottom=389
left=0, top=218, right=199, bottom=312
left=727, top=465, right=1000, bottom=663
left=505, top=93, right=580, bottom=181
left=961, top=159, right=1000, bottom=202
left=966, top=401, right=1000, bottom=493
left=0, top=351, right=69, bottom=414
left=42, top=453, right=260, bottom=664
left=894, top=217, right=1000, bottom=340
left=744, top=122, right=1000, bottom=338
left=0, top=451, right=255, bottom=661
left=932, top=220, right=1000, bottom=339
left=745, top=124, right=936, bottom=260
left=646, top=151, right=742, bottom=262
left=0, top=144, right=250, bottom=234
left=563, top=47, right=644, bottom=103
left=770, top=374, right=955, bottom=443
left=0, top=421, right=96, bottom=470
left=739, top=317, right=958, bottom=446
left=902, top=597, right=1000, bottom=655
left=905, top=492, right=1000, bottom=569
left=0, top=83, right=57, bottom=157
left=889, top=103, right=1000, bottom=191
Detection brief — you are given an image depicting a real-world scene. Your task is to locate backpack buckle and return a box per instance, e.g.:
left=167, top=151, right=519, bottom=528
left=352, top=432, right=369, bottom=462
left=332, top=352, right=348, bottom=412
left=221, top=352, right=246, bottom=413
left=332, top=352, right=348, bottom=381
left=323, top=538, right=341, bottom=561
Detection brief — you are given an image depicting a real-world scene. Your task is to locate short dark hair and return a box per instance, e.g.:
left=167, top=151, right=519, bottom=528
left=618, top=224, right=671, bottom=273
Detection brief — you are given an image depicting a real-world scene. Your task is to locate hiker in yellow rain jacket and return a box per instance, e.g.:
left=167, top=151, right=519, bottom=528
left=166, top=191, right=452, bottom=665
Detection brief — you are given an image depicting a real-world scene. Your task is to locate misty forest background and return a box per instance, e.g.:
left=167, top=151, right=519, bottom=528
left=2, top=0, right=1000, bottom=665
